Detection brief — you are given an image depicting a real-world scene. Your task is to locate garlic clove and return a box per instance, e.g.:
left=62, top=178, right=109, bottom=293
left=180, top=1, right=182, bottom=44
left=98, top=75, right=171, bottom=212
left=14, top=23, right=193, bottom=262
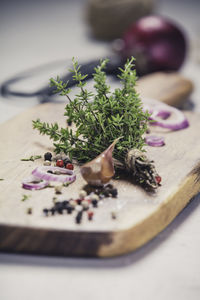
left=80, top=139, right=119, bottom=186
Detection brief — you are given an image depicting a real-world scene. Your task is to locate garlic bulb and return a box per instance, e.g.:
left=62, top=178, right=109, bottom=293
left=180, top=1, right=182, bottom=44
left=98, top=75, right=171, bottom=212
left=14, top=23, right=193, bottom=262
left=80, top=139, right=119, bottom=186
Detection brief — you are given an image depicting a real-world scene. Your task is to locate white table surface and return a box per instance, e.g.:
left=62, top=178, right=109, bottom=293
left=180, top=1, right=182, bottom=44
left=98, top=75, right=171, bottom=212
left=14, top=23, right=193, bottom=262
left=0, top=1, right=200, bottom=299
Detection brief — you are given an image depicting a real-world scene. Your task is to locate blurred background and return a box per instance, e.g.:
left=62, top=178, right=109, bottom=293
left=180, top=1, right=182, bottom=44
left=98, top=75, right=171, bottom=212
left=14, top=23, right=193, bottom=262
left=0, top=1, right=200, bottom=300
left=0, top=0, right=200, bottom=122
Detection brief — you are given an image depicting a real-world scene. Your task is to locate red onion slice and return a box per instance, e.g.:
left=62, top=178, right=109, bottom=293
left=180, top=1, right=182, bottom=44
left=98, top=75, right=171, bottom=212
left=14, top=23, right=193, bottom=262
left=22, top=175, right=49, bottom=190
left=156, top=110, right=171, bottom=119
left=32, top=166, right=76, bottom=183
left=142, top=97, right=189, bottom=130
left=145, top=135, right=165, bottom=147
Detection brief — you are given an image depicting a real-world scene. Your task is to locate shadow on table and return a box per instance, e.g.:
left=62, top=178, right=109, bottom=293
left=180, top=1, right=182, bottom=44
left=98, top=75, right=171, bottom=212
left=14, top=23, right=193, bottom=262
left=0, top=194, right=199, bottom=269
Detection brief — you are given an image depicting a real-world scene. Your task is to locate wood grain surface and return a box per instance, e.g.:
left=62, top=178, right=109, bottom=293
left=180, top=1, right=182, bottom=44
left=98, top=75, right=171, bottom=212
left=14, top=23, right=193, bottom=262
left=0, top=73, right=199, bottom=257
left=136, top=72, right=194, bottom=107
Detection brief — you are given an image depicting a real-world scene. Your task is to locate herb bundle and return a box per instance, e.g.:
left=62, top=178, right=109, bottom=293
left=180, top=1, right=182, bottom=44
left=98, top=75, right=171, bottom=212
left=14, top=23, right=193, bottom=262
left=33, top=57, right=159, bottom=188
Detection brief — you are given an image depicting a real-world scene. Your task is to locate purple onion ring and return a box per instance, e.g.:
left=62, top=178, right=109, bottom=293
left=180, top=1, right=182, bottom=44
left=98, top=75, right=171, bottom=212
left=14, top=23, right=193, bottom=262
left=22, top=175, right=49, bottom=190
left=142, top=97, right=189, bottom=131
left=32, top=166, right=76, bottom=183
left=145, top=135, right=165, bottom=147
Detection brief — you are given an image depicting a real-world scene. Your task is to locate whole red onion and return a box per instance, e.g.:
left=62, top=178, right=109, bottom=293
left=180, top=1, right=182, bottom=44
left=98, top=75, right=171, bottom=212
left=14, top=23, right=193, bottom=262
left=119, top=15, right=187, bottom=75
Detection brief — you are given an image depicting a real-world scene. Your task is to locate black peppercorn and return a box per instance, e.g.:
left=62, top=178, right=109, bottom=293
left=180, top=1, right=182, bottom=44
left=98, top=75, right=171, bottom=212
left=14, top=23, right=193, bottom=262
left=43, top=208, right=49, bottom=216
left=76, top=199, right=82, bottom=205
left=92, top=199, right=98, bottom=208
left=76, top=211, right=83, bottom=224
left=50, top=207, right=56, bottom=215
left=44, top=152, right=52, bottom=161
left=55, top=202, right=63, bottom=214
left=103, top=190, right=110, bottom=197
left=57, top=207, right=63, bottom=214
left=27, top=207, right=32, bottom=215
left=110, top=188, right=118, bottom=197
left=66, top=205, right=73, bottom=214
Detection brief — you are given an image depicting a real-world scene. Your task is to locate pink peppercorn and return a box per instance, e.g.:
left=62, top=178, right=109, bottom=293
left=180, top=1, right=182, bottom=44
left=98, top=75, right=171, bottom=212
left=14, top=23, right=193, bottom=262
left=88, top=211, right=94, bottom=220
left=155, top=175, right=162, bottom=184
left=66, top=163, right=74, bottom=170
left=56, top=160, right=64, bottom=167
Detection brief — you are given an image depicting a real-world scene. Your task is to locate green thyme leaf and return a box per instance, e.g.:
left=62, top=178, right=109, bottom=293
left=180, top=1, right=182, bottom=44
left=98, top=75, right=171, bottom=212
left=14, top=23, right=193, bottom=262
left=21, top=155, right=42, bottom=162
left=21, top=194, right=31, bottom=202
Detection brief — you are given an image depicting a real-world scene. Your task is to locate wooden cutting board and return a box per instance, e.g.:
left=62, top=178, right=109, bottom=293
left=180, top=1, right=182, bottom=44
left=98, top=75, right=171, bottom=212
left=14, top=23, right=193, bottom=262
left=0, top=72, right=199, bottom=257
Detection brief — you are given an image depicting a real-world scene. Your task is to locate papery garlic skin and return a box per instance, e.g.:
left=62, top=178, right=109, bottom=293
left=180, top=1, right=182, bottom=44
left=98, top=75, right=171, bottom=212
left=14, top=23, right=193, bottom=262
left=80, top=139, right=119, bottom=186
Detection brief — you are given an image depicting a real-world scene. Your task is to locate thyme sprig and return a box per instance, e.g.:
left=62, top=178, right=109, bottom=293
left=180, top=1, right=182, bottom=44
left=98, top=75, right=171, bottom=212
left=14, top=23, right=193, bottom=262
left=21, top=155, right=42, bottom=162
left=33, top=57, right=150, bottom=165
left=21, top=194, right=31, bottom=201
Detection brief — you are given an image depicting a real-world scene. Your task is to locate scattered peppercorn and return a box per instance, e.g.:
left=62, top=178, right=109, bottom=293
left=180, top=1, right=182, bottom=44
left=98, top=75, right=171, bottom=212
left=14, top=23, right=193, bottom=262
left=155, top=175, right=162, bottom=184
left=76, top=199, right=82, bottom=205
left=43, top=208, right=49, bottom=216
left=62, top=200, right=69, bottom=206
left=56, top=159, right=64, bottom=168
left=50, top=207, right=56, bottom=215
left=92, top=199, right=98, bottom=208
left=103, top=189, right=110, bottom=197
left=42, top=185, right=118, bottom=224
left=81, top=200, right=89, bottom=210
left=91, top=194, right=99, bottom=201
left=111, top=211, right=117, bottom=219
left=66, top=163, right=74, bottom=170
left=87, top=211, right=94, bottom=221
left=79, top=190, right=87, bottom=199
left=44, top=152, right=52, bottom=161
left=57, top=206, right=63, bottom=214
left=27, top=207, right=32, bottom=215
left=76, top=211, right=83, bottom=224
left=66, top=205, right=74, bottom=214
left=110, top=188, right=118, bottom=198
left=55, top=185, right=63, bottom=194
